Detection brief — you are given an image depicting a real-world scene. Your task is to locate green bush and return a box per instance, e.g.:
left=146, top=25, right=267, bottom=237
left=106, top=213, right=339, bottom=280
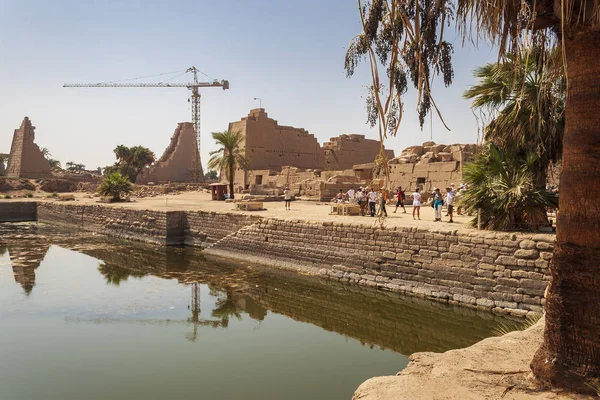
left=25, top=192, right=34, bottom=198
left=458, top=144, right=558, bottom=231
left=98, top=172, right=133, bottom=201
left=3, top=194, right=11, bottom=199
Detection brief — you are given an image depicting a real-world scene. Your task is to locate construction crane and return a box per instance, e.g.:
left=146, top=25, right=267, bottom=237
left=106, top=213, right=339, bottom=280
left=64, top=67, right=230, bottom=181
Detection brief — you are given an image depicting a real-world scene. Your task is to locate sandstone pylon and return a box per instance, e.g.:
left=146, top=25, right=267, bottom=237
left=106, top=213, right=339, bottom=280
left=6, top=117, right=51, bottom=179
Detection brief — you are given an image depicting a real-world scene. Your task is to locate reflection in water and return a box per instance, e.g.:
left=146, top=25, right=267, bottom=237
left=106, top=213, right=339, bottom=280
left=0, top=223, right=522, bottom=400
left=0, top=223, right=512, bottom=355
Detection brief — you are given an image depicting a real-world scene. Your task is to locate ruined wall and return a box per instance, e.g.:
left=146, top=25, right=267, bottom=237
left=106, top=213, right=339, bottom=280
left=0, top=201, right=37, bottom=222
left=229, top=109, right=393, bottom=190
left=10, top=201, right=552, bottom=316
left=229, top=109, right=323, bottom=183
left=37, top=203, right=184, bottom=246
left=323, top=134, right=394, bottom=170
left=6, top=117, right=51, bottom=179
left=210, top=219, right=553, bottom=317
left=388, top=142, right=478, bottom=194
left=137, top=122, right=198, bottom=184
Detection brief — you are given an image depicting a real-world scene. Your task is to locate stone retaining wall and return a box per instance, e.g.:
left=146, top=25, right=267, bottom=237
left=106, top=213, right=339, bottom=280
left=3, top=202, right=555, bottom=316
left=211, top=219, right=554, bottom=317
left=37, top=203, right=183, bottom=246
left=0, top=201, right=37, bottom=222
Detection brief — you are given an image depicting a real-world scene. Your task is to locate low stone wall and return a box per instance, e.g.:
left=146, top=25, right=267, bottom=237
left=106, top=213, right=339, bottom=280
left=0, top=201, right=37, bottom=222
left=184, top=211, right=260, bottom=247
left=37, top=203, right=184, bottom=246
left=3, top=201, right=554, bottom=316
left=211, top=219, right=553, bottom=317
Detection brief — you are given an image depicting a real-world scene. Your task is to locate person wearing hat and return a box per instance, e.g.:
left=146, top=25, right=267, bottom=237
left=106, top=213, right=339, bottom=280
left=432, top=188, right=444, bottom=222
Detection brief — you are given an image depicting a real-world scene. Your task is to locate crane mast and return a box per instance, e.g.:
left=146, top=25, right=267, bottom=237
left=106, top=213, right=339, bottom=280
left=64, top=67, right=229, bottom=182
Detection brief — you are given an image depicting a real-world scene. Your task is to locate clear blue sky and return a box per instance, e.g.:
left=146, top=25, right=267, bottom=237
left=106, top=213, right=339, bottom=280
left=0, top=0, right=497, bottom=171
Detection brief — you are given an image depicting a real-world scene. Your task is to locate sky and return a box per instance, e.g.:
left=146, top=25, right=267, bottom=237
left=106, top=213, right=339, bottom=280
left=0, top=0, right=498, bottom=171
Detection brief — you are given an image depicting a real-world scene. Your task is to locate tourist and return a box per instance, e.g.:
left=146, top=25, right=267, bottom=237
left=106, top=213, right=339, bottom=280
left=393, top=186, right=407, bottom=213
left=377, top=188, right=388, bottom=217
left=337, top=189, right=344, bottom=203
left=368, top=187, right=377, bottom=217
left=356, top=187, right=364, bottom=216
left=358, top=188, right=368, bottom=216
left=347, top=187, right=356, bottom=204
left=283, top=187, right=291, bottom=210
left=445, top=184, right=455, bottom=216
left=432, top=188, right=444, bottom=222
left=412, top=188, right=421, bottom=220
left=445, top=187, right=454, bottom=223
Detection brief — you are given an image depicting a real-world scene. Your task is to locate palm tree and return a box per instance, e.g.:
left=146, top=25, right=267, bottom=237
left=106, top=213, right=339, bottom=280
left=458, top=144, right=558, bottom=230
left=456, top=1, right=600, bottom=391
left=463, top=47, right=564, bottom=188
left=347, top=1, right=600, bottom=391
left=207, top=130, right=250, bottom=200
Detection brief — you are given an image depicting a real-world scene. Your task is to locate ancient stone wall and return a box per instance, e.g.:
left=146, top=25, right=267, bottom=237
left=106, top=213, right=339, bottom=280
left=229, top=109, right=324, bottom=174
left=388, top=141, right=479, bottom=194
left=37, top=203, right=184, bottom=245
left=137, top=122, right=199, bottom=184
left=229, top=109, right=393, bottom=190
left=211, top=219, right=553, bottom=317
left=323, top=134, right=394, bottom=170
left=6, top=117, right=51, bottom=179
left=0, top=201, right=37, bottom=222
left=10, top=201, right=553, bottom=316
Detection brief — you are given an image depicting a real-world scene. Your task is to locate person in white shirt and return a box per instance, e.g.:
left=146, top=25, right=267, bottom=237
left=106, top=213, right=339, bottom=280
left=412, top=188, right=422, bottom=220
left=445, top=187, right=455, bottom=223
left=283, top=187, right=292, bottom=210
left=368, top=188, right=377, bottom=217
left=346, top=187, right=355, bottom=204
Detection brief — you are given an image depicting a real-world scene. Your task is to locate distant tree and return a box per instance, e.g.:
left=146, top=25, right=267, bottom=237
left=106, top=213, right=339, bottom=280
left=98, top=172, right=132, bottom=201
left=111, top=145, right=155, bottom=182
left=40, top=147, right=51, bottom=159
left=47, top=159, right=61, bottom=169
left=208, top=131, right=250, bottom=200
left=204, top=170, right=218, bottom=180
left=66, top=162, right=85, bottom=171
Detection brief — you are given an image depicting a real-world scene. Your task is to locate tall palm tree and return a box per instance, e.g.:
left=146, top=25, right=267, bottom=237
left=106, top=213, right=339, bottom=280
left=464, top=47, right=564, bottom=188
left=347, top=1, right=600, bottom=391
left=456, top=1, right=600, bottom=391
left=207, top=130, right=250, bottom=200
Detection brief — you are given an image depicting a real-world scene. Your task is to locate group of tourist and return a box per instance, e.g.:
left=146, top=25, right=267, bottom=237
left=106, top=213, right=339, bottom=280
left=331, top=183, right=468, bottom=222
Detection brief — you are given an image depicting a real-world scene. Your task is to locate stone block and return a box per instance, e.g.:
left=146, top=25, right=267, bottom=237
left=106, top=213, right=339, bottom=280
left=536, top=242, right=554, bottom=251
left=519, top=240, right=537, bottom=249
left=496, top=256, right=518, bottom=266
left=514, top=249, right=539, bottom=259
left=382, top=251, right=396, bottom=259
left=476, top=298, right=494, bottom=308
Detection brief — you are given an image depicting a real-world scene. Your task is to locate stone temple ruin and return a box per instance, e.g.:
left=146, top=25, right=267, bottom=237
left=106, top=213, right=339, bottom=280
left=137, top=122, right=199, bottom=184
left=6, top=117, right=51, bottom=179
left=228, top=108, right=394, bottom=193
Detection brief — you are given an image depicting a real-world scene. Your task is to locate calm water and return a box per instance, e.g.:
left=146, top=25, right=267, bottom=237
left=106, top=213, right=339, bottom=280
left=0, top=223, right=510, bottom=400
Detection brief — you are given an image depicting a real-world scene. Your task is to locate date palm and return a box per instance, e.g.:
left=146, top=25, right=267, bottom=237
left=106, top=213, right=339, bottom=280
left=207, top=130, right=250, bottom=200
left=464, top=48, right=564, bottom=188
left=347, top=1, right=600, bottom=391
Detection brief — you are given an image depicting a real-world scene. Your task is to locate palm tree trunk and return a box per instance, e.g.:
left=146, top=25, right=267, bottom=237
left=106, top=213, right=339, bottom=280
left=531, top=30, right=600, bottom=393
left=229, top=164, right=235, bottom=200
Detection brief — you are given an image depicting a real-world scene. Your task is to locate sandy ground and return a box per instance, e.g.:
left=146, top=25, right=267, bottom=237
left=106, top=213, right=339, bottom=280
left=353, top=318, right=594, bottom=400
left=10, top=191, right=479, bottom=232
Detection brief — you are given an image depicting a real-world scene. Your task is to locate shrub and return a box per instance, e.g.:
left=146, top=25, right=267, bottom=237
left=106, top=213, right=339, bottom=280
left=3, top=194, right=11, bottom=199
left=25, top=192, right=34, bottom=198
left=458, top=144, right=558, bottom=231
left=98, top=172, right=132, bottom=201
